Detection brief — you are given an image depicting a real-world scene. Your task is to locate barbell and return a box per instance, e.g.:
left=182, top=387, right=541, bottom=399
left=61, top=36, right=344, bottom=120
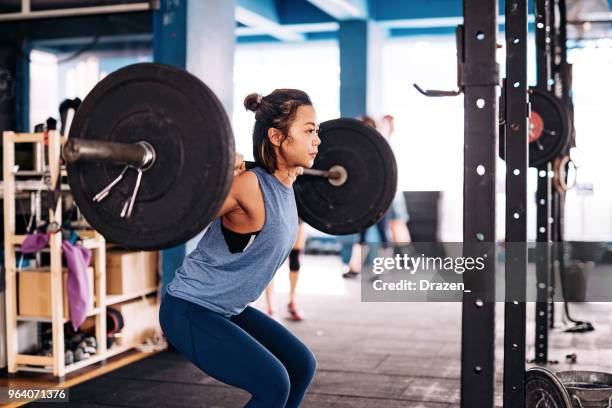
left=63, top=63, right=397, bottom=250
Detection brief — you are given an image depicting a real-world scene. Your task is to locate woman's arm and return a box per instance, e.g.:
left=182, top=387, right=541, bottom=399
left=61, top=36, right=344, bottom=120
left=215, top=153, right=263, bottom=224
left=216, top=153, right=244, bottom=218
left=216, top=172, right=259, bottom=218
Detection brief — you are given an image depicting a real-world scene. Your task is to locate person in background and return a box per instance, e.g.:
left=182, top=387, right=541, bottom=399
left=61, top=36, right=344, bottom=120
left=265, top=220, right=306, bottom=321
left=380, top=115, right=411, bottom=246
left=342, top=114, right=411, bottom=278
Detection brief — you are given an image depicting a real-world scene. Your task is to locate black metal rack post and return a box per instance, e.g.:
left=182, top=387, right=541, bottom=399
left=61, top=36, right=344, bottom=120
left=534, top=0, right=554, bottom=365
left=503, top=0, right=529, bottom=406
left=548, top=0, right=558, bottom=330
left=460, top=1, right=499, bottom=407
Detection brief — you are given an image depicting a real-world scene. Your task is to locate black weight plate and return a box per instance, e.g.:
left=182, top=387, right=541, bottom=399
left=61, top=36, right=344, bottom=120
left=294, top=118, right=397, bottom=235
left=499, top=88, right=571, bottom=167
left=526, top=367, right=573, bottom=408
left=528, top=89, right=572, bottom=167
left=67, top=63, right=234, bottom=250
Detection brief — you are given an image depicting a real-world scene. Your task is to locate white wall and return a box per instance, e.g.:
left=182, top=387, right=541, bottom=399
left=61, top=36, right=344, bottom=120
left=382, top=36, right=465, bottom=241
left=29, top=49, right=151, bottom=130
left=564, top=45, right=612, bottom=241
left=29, top=50, right=58, bottom=129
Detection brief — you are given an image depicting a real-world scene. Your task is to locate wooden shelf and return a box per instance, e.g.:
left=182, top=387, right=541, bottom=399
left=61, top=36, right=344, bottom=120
left=0, top=179, right=69, bottom=201
left=7, top=133, right=46, bottom=143
left=14, top=365, right=52, bottom=373
left=11, top=234, right=105, bottom=250
left=106, top=287, right=158, bottom=306
left=15, top=354, right=54, bottom=366
left=14, top=181, right=70, bottom=191
left=12, top=170, right=68, bottom=177
left=17, top=307, right=103, bottom=323
left=15, top=342, right=161, bottom=375
left=5, top=132, right=67, bottom=145
left=63, top=350, right=111, bottom=374
left=78, top=230, right=106, bottom=249
left=13, top=170, right=49, bottom=177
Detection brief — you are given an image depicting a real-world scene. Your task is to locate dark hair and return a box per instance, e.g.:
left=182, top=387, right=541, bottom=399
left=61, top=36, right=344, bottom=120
left=244, top=89, right=312, bottom=173
left=359, top=115, right=376, bottom=129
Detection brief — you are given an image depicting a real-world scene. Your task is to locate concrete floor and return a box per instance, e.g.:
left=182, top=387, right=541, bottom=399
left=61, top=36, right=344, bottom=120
left=28, top=254, right=612, bottom=407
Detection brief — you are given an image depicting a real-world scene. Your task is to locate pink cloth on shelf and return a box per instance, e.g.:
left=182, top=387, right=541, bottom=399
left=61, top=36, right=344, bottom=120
left=21, top=232, right=49, bottom=253
left=62, top=241, right=92, bottom=331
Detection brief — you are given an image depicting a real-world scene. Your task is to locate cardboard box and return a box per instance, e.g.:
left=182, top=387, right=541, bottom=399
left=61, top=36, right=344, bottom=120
left=106, top=250, right=159, bottom=295
left=18, top=267, right=94, bottom=318
left=112, top=296, right=160, bottom=346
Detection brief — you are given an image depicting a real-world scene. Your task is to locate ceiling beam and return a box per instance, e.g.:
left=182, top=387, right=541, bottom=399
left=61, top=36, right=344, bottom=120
left=236, top=0, right=305, bottom=41
left=236, top=22, right=338, bottom=36
left=305, top=0, right=368, bottom=20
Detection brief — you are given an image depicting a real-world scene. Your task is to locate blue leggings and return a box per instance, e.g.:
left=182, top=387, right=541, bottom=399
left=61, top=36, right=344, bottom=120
left=159, top=294, right=316, bottom=407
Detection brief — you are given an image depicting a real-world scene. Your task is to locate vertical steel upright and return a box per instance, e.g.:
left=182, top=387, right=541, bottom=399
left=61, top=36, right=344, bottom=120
left=534, top=0, right=554, bottom=364
left=547, top=0, right=558, bottom=329
left=460, top=1, right=499, bottom=407
left=503, top=0, right=529, bottom=406
left=553, top=0, right=572, bottom=321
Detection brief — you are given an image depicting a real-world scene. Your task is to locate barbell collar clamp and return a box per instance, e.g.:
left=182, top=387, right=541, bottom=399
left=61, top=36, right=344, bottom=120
left=327, top=165, right=348, bottom=186
left=245, top=160, right=346, bottom=184
left=303, top=167, right=347, bottom=185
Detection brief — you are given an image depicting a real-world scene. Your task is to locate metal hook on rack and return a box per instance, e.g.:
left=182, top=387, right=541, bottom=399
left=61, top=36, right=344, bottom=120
left=413, top=83, right=462, bottom=97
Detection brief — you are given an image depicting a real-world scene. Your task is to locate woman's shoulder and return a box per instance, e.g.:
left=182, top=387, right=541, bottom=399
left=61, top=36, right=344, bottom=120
left=232, top=170, right=263, bottom=203
left=234, top=170, right=260, bottom=190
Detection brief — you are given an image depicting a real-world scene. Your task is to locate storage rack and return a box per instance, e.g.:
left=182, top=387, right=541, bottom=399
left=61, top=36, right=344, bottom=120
left=3, top=130, right=159, bottom=378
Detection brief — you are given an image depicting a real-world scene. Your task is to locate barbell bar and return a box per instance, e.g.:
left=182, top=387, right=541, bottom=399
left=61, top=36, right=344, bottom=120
left=63, top=138, right=345, bottom=182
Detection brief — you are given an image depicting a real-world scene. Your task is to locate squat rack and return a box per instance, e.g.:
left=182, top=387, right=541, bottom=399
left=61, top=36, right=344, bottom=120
left=417, top=0, right=574, bottom=406
left=461, top=0, right=580, bottom=405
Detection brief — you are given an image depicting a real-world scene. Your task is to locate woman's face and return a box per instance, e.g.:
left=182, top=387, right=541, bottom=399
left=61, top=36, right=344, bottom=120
left=280, top=105, right=320, bottom=168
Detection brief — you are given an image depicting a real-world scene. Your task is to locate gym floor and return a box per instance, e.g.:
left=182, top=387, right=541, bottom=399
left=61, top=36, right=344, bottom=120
left=12, top=255, right=612, bottom=408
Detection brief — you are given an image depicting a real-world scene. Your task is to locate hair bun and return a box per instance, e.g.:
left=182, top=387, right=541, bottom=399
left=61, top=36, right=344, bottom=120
left=244, top=93, right=261, bottom=112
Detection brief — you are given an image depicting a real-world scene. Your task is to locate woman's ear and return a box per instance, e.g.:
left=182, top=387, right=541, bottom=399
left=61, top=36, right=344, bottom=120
left=267, top=128, right=282, bottom=146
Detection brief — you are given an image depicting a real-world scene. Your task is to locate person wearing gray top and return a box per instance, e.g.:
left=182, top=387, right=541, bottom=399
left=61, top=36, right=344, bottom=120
left=160, top=89, right=320, bottom=408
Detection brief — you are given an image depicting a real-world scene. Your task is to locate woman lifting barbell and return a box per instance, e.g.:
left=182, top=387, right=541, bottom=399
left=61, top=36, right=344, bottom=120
left=159, top=89, right=320, bottom=408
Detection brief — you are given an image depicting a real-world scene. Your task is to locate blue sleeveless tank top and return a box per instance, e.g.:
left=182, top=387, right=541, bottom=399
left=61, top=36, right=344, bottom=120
left=166, top=166, right=299, bottom=317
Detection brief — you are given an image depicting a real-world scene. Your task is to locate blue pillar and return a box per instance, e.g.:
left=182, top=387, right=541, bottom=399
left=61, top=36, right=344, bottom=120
left=153, top=1, right=187, bottom=69
left=153, top=0, right=235, bottom=296
left=338, top=20, right=384, bottom=119
left=338, top=19, right=384, bottom=252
